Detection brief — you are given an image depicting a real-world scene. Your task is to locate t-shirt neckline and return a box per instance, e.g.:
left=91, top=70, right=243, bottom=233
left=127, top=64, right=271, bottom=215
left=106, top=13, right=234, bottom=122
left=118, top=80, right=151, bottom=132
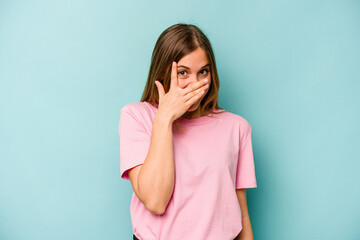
left=144, top=101, right=221, bottom=126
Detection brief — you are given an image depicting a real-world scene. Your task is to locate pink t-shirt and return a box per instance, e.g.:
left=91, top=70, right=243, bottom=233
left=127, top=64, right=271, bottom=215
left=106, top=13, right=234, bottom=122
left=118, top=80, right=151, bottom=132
left=119, top=101, right=257, bottom=240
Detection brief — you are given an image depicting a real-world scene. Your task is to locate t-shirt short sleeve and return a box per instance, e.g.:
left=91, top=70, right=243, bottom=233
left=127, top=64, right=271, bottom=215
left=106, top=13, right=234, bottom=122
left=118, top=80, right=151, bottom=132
left=236, top=119, right=257, bottom=189
left=118, top=104, right=151, bottom=180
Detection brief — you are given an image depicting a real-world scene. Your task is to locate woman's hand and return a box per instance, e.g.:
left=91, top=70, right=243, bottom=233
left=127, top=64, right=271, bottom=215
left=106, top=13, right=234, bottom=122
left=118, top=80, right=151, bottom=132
left=154, top=61, right=209, bottom=123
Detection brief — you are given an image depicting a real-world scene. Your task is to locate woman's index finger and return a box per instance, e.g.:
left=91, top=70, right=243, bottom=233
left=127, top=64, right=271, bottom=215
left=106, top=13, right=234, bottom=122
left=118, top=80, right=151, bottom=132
left=170, top=61, right=178, bottom=89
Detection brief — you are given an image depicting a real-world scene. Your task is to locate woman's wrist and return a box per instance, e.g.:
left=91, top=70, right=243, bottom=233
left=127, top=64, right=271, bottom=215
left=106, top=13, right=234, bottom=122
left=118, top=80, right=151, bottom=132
left=154, top=111, right=174, bottom=126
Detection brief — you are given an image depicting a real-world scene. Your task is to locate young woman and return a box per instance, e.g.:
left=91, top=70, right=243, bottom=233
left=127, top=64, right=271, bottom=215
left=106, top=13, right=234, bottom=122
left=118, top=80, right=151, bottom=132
left=119, top=23, right=257, bottom=240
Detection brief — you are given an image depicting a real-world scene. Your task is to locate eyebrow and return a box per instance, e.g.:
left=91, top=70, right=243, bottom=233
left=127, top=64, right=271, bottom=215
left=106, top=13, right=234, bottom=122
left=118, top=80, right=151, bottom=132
left=177, top=63, right=210, bottom=69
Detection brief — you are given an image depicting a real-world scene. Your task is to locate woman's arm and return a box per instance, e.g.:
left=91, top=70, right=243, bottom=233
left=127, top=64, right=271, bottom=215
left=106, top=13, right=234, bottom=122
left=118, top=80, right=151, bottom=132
left=234, top=189, right=254, bottom=240
left=128, top=113, right=175, bottom=215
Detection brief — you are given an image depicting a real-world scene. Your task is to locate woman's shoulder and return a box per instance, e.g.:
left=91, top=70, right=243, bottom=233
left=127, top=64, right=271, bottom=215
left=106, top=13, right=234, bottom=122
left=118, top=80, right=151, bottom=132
left=121, top=101, right=155, bottom=113
left=120, top=101, right=157, bottom=123
left=218, top=108, right=252, bottom=129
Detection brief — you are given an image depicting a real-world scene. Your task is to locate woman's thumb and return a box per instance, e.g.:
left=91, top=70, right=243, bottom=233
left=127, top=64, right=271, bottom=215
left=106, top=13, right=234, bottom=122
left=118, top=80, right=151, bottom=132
left=155, top=80, right=165, bottom=98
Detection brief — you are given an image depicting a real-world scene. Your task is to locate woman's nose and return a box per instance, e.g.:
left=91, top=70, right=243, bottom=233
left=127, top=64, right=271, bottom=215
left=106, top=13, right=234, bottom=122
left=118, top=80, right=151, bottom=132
left=182, top=76, right=201, bottom=89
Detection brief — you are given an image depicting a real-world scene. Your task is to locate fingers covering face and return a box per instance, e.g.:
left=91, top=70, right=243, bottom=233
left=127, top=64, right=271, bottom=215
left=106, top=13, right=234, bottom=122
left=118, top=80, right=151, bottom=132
left=170, top=61, right=178, bottom=89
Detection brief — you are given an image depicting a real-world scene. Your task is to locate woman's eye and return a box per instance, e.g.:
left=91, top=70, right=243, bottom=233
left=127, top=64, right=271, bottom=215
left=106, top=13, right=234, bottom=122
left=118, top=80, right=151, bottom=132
left=178, top=71, right=186, bottom=76
left=200, top=69, right=209, bottom=75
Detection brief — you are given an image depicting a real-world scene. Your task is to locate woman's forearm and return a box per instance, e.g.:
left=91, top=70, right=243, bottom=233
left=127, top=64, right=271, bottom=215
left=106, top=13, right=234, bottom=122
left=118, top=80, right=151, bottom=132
left=236, top=216, right=254, bottom=240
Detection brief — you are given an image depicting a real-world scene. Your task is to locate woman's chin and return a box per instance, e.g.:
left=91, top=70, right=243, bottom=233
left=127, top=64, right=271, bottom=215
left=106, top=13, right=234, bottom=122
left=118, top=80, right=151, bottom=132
left=187, top=104, right=198, bottom=112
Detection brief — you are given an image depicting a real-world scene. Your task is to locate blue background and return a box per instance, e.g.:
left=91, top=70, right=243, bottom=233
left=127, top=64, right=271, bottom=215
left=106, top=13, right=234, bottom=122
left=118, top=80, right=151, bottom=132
left=1, top=0, right=359, bottom=239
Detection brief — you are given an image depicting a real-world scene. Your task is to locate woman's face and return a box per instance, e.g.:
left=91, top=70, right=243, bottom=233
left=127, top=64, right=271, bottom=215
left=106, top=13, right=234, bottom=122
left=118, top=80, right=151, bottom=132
left=177, top=47, right=211, bottom=112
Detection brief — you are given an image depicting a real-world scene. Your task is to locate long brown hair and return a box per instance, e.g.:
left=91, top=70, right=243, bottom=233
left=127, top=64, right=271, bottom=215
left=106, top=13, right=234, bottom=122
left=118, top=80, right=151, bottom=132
left=140, top=23, right=229, bottom=131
